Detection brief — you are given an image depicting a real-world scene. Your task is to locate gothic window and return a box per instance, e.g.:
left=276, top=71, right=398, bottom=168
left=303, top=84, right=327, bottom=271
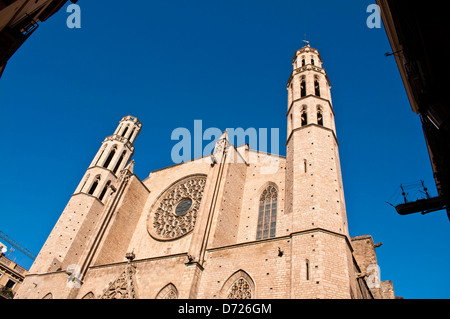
left=256, top=185, right=277, bottom=240
left=103, top=146, right=117, bottom=169
left=221, top=270, right=255, bottom=299
left=88, top=176, right=101, bottom=195
left=121, top=126, right=129, bottom=137
left=156, top=283, right=178, bottom=299
left=314, top=77, right=321, bottom=97
left=112, top=151, right=126, bottom=174
left=228, top=278, right=252, bottom=299
left=311, top=57, right=315, bottom=65
left=300, top=76, right=306, bottom=97
left=80, top=174, right=90, bottom=192
left=301, top=106, right=308, bottom=126
left=82, top=292, right=95, bottom=299
left=301, top=57, right=305, bottom=66
left=99, top=181, right=111, bottom=201
left=95, top=145, right=106, bottom=166
left=317, top=106, right=324, bottom=126
left=129, top=127, right=136, bottom=141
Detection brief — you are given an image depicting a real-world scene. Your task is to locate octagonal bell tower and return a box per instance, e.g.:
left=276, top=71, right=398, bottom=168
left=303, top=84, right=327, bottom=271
left=28, top=116, right=142, bottom=277
left=285, top=44, right=354, bottom=298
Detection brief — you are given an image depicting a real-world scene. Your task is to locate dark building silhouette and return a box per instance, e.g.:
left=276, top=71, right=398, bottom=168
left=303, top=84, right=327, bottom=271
left=377, top=0, right=450, bottom=220
left=0, top=0, right=78, bottom=78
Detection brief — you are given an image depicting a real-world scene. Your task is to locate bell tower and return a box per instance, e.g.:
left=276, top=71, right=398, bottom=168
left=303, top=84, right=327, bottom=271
left=286, top=44, right=354, bottom=298
left=28, top=116, right=142, bottom=276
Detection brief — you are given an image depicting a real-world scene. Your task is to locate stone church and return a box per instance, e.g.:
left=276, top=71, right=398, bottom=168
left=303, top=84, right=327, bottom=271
left=16, top=45, right=395, bottom=299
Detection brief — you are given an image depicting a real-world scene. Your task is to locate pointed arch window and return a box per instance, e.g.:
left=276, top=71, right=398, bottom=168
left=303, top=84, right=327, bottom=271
left=317, top=106, right=324, bottom=126
left=300, top=76, right=306, bottom=97
left=103, top=146, right=117, bottom=169
left=156, top=283, right=178, bottom=299
left=82, top=292, right=95, bottom=299
left=301, top=106, right=308, bottom=126
left=314, top=77, right=321, bottom=97
left=129, top=127, right=136, bottom=141
left=88, top=176, right=101, bottom=195
left=121, top=126, right=129, bottom=137
left=221, top=270, right=255, bottom=299
left=95, top=144, right=107, bottom=167
left=112, top=151, right=126, bottom=174
left=228, top=278, right=252, bottom=299
left=80, top=174, right=90, bottom=193
left=256, top=185, right=277, bottom=240
left=99, top=181, right=111, bottom=201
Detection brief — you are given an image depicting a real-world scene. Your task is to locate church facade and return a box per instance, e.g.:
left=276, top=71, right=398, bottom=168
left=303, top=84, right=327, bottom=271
left=15, top=45, right=395, bottom=299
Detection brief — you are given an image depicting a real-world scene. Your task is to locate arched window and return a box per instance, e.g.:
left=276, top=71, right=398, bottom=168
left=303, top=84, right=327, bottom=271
left=88, top=176, right=101, bottom=195
left=99, top=181, right=111, bottom=201
left=80, top=174, right=90, bottom=193
left=220, top=270, right=255, bottom=299
left=301, top=106, right=308, bottom=126
left=314, top=77, right=321, bottom=97
left=311, top=57, right=315, bottom=65
left=112, top=151, right=126, bottom=174
left=256, top=185, right=277, bottom=240
left=228, top=278, right=252, bottom=299
left=156, top=283, right=178, bottom=299
left=317, top=106, right=324, bottom=126
left=94, top=144, right=107, bottom=167
left=301, top=57, right=306, bottom=66
left=103, top=146, right=117, bottom=169
left=300, top=76, right=306, bottom=97
left=82, top=292, right=95, bottom=299
left=129, top=127, right=136, bottom=141
left=121, top=126, right=129, bottom=137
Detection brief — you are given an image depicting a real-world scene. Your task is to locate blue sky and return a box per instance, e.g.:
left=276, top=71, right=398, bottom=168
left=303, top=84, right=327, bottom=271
left=0, top=1, right=448, bottom=299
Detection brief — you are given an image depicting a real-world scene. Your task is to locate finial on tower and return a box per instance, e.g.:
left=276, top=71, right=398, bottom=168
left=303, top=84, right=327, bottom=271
left=303, top=33, right=310, bottom=47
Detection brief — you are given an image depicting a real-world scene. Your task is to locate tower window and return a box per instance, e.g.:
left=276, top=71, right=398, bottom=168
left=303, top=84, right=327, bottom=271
left=317, top=106, right=324, bottom=126
left=301, top=107, right=308, bottom=126
left=80, top=174, right=90, bottom=192
left=314, top=77, right=321, bottom=97
left=256, top=185, right=277, bottom=240
left=103, top=146, right=117, bottom=169
left=121, top=126, right=129, bottom=137
left=88, top=176, right=100, bottom=195
left=99, top=181, right=111, bottom=201
left=112, top=151, right=126, bottom=174
left=300, top=76, right=306, bottom=97
left=311, top=58, right=315, bottom=66
left=302, top=57, right=306, bottom=66
left=129, top=127, right=136, bottom=141
left=95, top=147, right=106, bottom=167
